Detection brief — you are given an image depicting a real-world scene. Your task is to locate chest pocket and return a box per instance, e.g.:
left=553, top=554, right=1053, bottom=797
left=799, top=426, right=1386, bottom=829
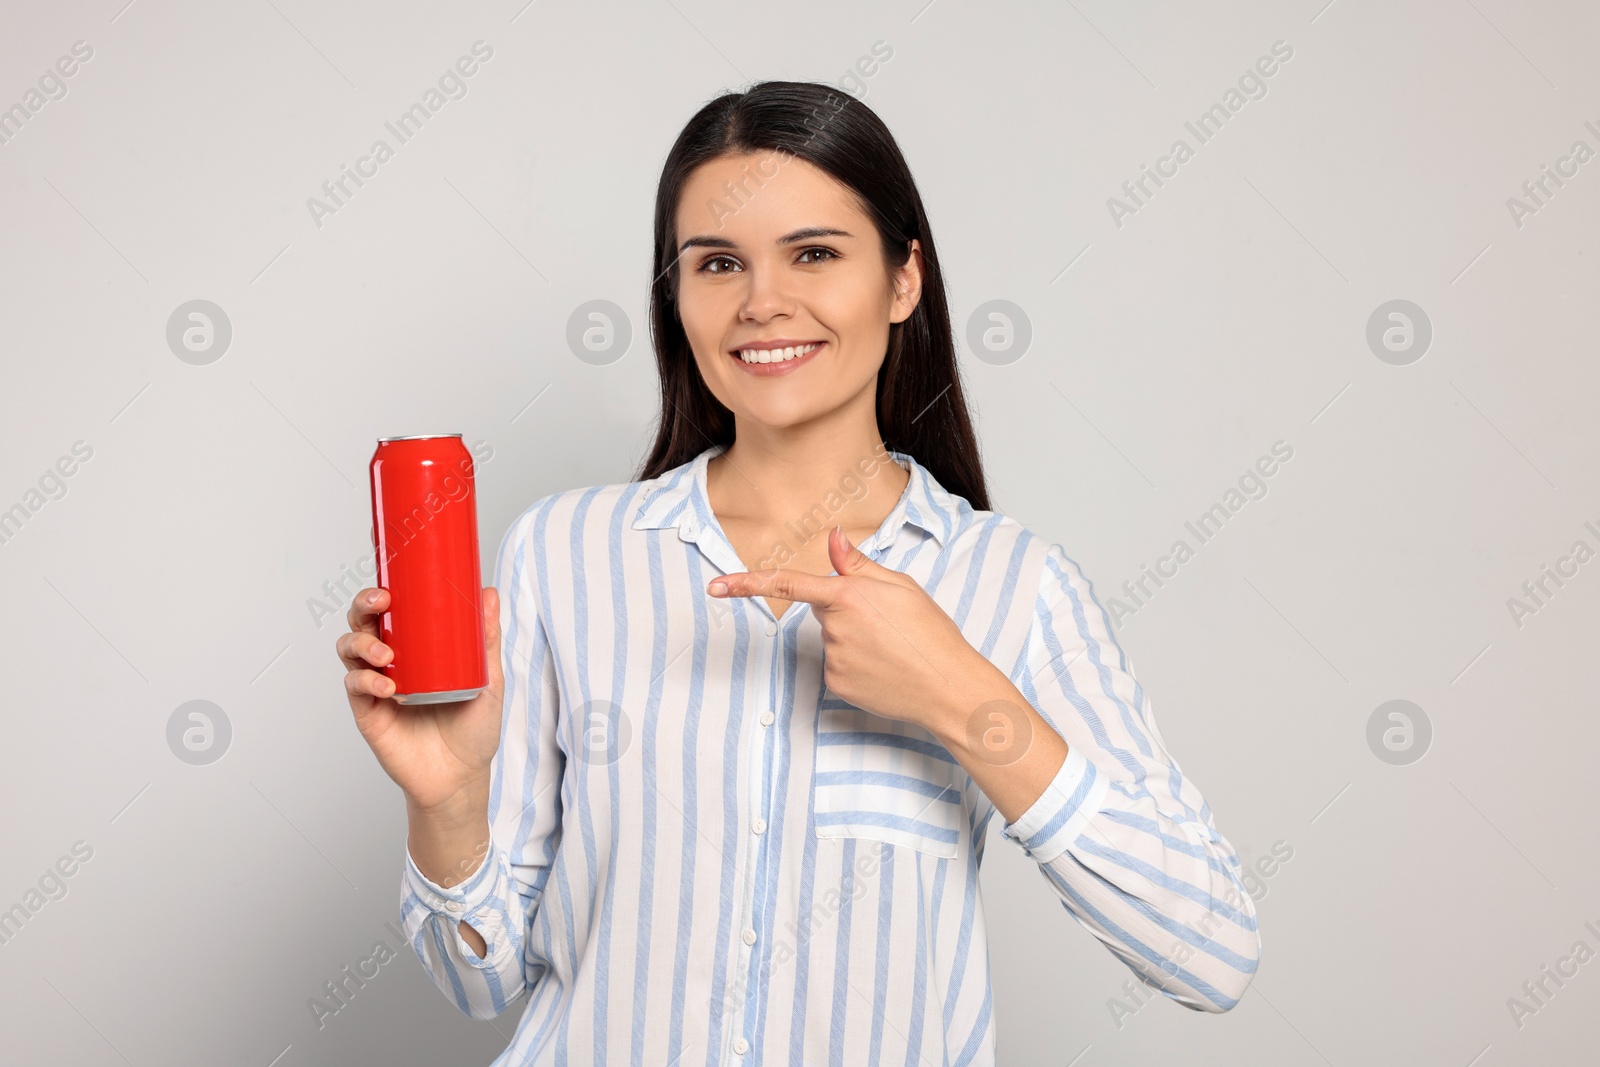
left=811, top=696, right=966, bottom=859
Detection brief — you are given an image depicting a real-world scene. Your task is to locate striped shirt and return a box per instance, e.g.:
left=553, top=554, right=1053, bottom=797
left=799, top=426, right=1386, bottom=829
left=398, top=442, right=1261, bottom=1065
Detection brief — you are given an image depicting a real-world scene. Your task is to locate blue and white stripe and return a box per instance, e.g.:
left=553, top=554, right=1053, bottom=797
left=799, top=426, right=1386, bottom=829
left=399, top=442, right=1261, bottom=1065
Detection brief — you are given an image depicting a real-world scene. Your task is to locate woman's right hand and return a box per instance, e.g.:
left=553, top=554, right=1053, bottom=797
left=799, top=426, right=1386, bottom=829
left=337, top=586, right=506, bottom=814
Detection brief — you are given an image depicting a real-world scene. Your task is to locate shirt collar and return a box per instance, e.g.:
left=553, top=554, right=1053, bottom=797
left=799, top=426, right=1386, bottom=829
left=630, top=442, right=953, bottom=550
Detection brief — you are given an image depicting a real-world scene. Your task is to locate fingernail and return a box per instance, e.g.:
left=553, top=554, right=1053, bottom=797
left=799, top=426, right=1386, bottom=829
left=367, top=590, right=380, bottom=605
left=709, top=580, right=727, bottom=595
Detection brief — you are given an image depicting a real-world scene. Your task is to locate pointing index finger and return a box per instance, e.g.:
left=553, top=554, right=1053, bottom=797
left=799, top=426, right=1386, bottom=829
left=709, top=567, right=838, bottom=608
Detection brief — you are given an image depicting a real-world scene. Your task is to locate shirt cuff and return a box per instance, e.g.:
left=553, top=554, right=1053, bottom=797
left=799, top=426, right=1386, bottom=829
left=999, top=745, right=1110, bottom=863
left=406, top=844, right=499, bottom=927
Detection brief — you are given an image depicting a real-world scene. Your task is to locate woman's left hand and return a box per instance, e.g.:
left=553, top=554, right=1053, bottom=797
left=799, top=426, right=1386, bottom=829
left=707, top=526, right=998, bottom=731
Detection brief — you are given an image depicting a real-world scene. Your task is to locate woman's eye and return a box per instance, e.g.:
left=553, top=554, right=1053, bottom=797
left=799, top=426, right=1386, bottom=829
left=695, top=248, right=838, bottom=274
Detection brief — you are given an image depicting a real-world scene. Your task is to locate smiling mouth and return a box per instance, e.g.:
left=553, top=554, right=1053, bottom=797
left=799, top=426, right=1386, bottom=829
left=729, top=341, right=825, bottom=365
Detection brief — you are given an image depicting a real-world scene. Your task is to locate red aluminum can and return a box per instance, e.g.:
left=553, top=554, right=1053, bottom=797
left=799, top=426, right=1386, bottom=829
left=369, top=433, right=487, bottom=704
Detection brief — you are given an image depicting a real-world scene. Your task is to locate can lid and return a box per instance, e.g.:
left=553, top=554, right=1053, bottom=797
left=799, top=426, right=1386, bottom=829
left=376, top=433, right=464, bottom=442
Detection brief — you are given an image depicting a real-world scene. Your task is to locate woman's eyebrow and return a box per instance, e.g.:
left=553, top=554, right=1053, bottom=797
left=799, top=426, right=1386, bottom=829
left=678, top=226, right=854, bottom=253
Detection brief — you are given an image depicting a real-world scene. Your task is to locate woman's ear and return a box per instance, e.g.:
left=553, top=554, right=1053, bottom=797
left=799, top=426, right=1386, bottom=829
left=891, top=238, right=925, bottom=323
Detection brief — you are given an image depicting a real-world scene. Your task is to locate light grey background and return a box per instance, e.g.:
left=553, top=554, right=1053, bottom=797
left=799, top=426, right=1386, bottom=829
left=2, top=1, right=1596, bottom=1064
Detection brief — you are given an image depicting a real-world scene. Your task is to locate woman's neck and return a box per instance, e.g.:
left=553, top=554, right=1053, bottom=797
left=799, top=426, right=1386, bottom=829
left=705, top=432, right=910, bottom=540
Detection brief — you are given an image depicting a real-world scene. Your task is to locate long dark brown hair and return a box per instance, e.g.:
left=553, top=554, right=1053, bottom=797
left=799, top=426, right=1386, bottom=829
left=631, top=79, right=991, bottom=511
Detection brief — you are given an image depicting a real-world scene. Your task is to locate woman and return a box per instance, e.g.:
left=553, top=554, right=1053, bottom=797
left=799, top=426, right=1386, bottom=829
left=338, top=80, right=1260, bottom=1065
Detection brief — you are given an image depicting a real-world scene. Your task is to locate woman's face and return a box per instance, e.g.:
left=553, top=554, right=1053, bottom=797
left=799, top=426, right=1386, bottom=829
left=673, top=151, right=923, bottom=432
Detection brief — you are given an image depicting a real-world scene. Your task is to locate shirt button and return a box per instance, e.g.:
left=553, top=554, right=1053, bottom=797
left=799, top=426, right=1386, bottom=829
left=760, top=711, right=774, bottom=727
left=678, top=520, right=697, bottom=541
left=742, top=928, right=757, bottom=946
left=734, top=1037, right=750, bottom=1055
left=765, top=621, right=777, bottom=636
left=443, top=899, right=462, bottom=914
left=752, top=817, right=767, bottom=834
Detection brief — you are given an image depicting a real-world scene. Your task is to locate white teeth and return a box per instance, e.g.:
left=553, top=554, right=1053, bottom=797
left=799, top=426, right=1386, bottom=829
left=737, top=342, right=821, bottom=364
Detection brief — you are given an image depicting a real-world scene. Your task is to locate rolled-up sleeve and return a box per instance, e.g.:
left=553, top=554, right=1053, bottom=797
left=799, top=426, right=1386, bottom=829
left=397, top=501, right=566, bottom=1020
left=999, top=542, right=1261, bottom=1012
